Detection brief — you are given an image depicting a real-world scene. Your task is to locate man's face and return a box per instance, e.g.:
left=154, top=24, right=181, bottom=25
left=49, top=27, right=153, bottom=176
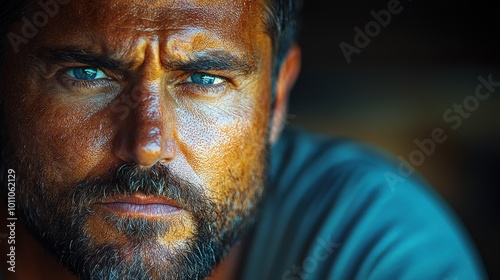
left=1, top=0, right=273, bottom=278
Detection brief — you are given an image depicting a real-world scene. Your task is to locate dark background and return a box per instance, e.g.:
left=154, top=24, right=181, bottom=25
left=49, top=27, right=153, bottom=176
left=289, top=0, right=499, bottom=278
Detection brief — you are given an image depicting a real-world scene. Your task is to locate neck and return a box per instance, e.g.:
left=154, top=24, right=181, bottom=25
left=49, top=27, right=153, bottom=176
left=209, top=240, right=247, bottom=280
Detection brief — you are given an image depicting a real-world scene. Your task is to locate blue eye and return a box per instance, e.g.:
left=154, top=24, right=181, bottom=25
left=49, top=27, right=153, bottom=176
left=186, top=73, right=224, bottom=85
left=66, top=67, right=108, bottom=80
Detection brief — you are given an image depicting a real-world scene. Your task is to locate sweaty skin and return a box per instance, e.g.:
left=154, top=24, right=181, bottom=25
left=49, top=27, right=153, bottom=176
left=0, top=0, right=302, bottom=279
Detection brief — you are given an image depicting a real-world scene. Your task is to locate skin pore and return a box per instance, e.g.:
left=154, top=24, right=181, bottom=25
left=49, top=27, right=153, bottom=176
left=0, top=0, right=301, bottom=279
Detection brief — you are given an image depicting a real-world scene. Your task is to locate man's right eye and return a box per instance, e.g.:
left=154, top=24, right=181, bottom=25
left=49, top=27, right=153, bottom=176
left=65, top=67, right=108, bottom=80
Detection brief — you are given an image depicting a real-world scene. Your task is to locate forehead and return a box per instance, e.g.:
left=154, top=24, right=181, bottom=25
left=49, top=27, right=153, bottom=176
left=22, top=0, right=267, bottom=62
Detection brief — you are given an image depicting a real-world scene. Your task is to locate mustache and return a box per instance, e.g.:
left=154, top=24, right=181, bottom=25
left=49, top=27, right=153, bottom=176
left=70, top=163, right=213, bottom=214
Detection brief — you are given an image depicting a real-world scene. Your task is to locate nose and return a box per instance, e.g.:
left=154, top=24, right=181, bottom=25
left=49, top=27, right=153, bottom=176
left=112, top=78, right=177, bottom=168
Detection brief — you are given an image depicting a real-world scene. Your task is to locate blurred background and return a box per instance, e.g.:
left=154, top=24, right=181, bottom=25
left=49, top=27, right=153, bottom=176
left=289, top=0, right=499, bottom=278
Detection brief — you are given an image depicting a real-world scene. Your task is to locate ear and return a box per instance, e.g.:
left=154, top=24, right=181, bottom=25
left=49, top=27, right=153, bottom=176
left=269, top=44, right=301, bottom=144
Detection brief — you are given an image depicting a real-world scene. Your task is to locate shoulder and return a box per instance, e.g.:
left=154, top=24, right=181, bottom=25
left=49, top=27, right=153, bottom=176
left=242, top=126, right=486, bottom=280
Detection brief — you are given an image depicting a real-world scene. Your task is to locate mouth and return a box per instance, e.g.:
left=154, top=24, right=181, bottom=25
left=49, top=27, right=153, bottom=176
left=95, top=194, right=182, bottom=218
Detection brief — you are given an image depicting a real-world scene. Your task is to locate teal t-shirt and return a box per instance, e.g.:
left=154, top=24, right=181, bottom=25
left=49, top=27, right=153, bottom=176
left=240, top=127, right=486, bottom=280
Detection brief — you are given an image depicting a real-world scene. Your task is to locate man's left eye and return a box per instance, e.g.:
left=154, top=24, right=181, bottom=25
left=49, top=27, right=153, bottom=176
left=66, top=67, right=108, bottom=80
left=185, top=73, right=225, bottom=85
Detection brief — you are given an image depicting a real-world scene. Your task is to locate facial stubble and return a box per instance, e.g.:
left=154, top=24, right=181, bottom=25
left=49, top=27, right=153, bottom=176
left=1, top=131, right=269, bottom=280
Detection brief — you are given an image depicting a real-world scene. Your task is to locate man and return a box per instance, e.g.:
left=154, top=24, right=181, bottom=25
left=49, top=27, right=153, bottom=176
left=0, top=0, right=486, bottom=279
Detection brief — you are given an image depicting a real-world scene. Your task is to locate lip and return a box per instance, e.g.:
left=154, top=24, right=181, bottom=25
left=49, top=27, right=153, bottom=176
left=96, top=194, right=182, bottom=217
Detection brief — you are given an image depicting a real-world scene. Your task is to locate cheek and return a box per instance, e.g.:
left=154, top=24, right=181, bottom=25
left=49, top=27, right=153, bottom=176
left=5, top=87, right=112, bottom=184
left=176, top=92, right=271, bottom=193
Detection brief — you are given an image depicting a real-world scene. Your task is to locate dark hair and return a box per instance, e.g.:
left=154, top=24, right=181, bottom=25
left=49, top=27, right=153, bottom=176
left=261, top=0, right=303, bottom=88
left=0, top=0, right=303, bottom=84
left=0, top=0, right=37, bottom=70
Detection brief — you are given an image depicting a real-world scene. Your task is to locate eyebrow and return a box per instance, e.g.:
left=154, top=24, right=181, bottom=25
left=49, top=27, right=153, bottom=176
left=31, top=47, right=257, bottom=75
left=31, top=47, right=134, bottom=70
left=166, top=50, right=257, bottom=75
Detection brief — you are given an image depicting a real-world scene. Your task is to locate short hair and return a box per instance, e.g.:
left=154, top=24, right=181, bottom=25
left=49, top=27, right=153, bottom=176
left=0, top=0, right=36, bottom=69
left=261, top=0, right=303, bottom=84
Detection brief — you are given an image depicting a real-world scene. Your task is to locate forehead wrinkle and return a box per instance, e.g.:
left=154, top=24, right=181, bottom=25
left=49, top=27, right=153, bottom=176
left=103, top=5, right=250, bottom=54
left=109, top=6, right=242, bottom=33
left=58, top=0, right=261, bottom=40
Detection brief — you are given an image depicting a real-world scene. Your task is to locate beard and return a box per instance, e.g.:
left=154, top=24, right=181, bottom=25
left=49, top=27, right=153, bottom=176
left=1, top=121, right=268, bottom=280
